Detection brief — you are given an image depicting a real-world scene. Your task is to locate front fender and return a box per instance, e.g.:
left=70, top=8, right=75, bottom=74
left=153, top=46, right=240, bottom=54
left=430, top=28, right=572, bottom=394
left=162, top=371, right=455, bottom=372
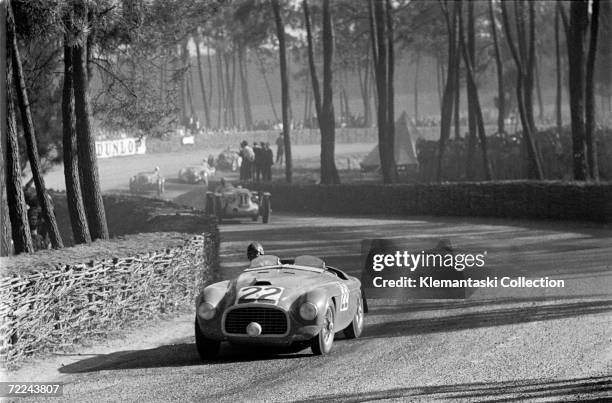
left=197, top=280, right=231, bottom=307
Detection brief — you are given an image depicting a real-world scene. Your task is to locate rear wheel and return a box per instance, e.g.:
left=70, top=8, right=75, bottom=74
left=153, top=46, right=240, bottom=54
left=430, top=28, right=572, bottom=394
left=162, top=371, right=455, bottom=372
left=214, top=194, right=224, bottom=224
left=343, top=294, right=364, bottom=339
left=195, top=318, right=220, bottom=360
left=311, top=300, right=335, bottom=355
left=261, top=193, right=271, bottom=224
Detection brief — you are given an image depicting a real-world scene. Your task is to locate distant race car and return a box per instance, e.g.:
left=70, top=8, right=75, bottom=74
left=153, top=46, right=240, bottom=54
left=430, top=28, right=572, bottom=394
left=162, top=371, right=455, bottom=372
left=216, top=148, right=241, bottom=171
left=129, top=170, right=165, bottom=195
left=194, top=254, right=366, bottom=359
left=178, top=164, right=215, bottom=185
left=210, top=185, right=271, bottom=223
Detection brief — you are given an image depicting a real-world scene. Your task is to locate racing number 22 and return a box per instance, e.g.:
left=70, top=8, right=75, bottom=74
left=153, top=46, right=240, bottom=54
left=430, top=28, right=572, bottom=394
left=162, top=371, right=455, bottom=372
left=238, top=286, right=284, bottom=304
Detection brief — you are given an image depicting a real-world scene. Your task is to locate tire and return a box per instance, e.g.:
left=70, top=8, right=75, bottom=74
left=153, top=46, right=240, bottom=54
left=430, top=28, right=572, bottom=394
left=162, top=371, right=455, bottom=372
left=251, top=215, right=259, bottom=222
left=311, top=300, right=335, bottom=355
left=261, top=193, right=271, bottom=224
left=214, top=194, right=224, bottom=224
left=195, top=318, right=220, bottom=360
left=343, top=294, right=364, bottom=339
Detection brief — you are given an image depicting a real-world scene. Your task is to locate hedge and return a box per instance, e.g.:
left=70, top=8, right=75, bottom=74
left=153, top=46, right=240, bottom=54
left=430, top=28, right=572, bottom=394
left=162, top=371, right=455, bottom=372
left=249, top=181, right=612, bottom=223
left=0, top=224, right=220, bottom=368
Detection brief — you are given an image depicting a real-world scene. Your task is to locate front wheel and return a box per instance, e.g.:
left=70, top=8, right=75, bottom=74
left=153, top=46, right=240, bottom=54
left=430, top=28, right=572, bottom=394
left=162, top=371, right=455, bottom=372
left=311, top=300, right=335, bottom=355
left=195, top=318, right=220, bottom=360
left=343, top=294, right=364, bottom=339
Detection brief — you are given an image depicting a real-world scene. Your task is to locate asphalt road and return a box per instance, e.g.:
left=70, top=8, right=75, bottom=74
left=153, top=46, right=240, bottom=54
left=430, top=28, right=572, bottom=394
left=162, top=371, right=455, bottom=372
left=14, top=213, right=612, bottom=402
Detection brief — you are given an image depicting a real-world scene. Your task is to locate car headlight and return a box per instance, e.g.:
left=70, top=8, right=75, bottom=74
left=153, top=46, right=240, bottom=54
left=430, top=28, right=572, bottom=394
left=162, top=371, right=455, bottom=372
left=198, top=302, right=216, bottom=320
left=299, top=302, right=318, bottom=321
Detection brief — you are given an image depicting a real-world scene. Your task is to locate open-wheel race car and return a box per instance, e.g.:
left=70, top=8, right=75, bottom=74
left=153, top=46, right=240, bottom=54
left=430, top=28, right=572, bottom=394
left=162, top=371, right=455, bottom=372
left=195, top=255, right=366, bottom=359
left=178, top=164, right=215, bottom=185
left=129, top=170, right=165, bottom=196
left=206, top=186, right=271, bottom=224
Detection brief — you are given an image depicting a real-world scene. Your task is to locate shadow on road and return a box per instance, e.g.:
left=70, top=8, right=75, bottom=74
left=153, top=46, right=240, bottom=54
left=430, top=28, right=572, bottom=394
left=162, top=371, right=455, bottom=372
left=363, top=298, right=612, bottom=340
left=59, top=342, right=312, bottom=374
left=293, top=375, right=612, bottom=402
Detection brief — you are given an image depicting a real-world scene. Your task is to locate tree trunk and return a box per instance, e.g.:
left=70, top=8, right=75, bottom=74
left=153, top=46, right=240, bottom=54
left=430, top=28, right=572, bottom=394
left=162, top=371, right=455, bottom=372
left=304, top=0, right=339, bottom=184
left=369, top=0, right=396, bottom=183
left=228, top=50, right=237, bottom=127
left=72, top=4, right=109, bottom=240
left=385, top=0, right=396, bottom=181
left=453, top=70, right=460, bottom=140
left=436, top=56, right=444, bottom=112
left=224, top=51, right=235, bottom=127
left=216, top=52, right=225, bottom=128
left=489, top=0, right=505, bottom=135
left=183, top=40, right=195, bottom=123
left=238, top=46, right=253, bottom=130
left=501, top=0, right=544, bottom=179
left=585, top=0, right=600, bottom=180
left=0, top=2, right=11, bottom=256
left=414, top=50, right=420, bottom=121
left=465, top=0, right=477, bottom=180
left=6, top=56, right=33, bottom=254
left=62, top=34, right=91, bottom=245
left=567, top=0, right=589, bottom=180
left=437, top=0, right=460, bottom=181
left=178, top=49, right=186, bottom=125
left=257, top=53, right=280, bottom=123
left=206, top=41, right=214, bottom=112
left=272, top=0, right=292, bottom=183
left=534, top=54, right=545, bottom=122
left=8, top=4, right=63, bottom=248
left=555, top=3, right=563, bottom=133
left=524, top=0, right=537, bottom=132
left=195, top=36, right=210, bottom=128
left=460, top=3, right=492, bottom=180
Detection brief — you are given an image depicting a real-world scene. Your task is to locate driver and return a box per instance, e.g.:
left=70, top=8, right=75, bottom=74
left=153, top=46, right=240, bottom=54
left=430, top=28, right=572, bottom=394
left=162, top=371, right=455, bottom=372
left=214, top=177, right=233, bottom=193
left=247, top=242, right=264, bottom=261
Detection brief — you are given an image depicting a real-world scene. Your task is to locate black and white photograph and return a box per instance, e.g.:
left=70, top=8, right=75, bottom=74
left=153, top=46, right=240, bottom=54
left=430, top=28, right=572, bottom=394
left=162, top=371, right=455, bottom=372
left=0, top=0, right=611, bottom=401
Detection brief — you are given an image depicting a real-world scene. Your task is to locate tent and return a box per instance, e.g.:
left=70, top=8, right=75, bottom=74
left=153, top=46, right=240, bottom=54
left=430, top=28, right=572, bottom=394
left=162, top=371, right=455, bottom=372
left=361, top=112, right=418, bottom=172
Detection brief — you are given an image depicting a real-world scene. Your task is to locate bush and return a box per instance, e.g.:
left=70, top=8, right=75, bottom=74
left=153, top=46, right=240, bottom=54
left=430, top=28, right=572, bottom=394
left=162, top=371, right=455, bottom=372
left=249, top=181, right=612, bottom=223
left=417, top=127, right=612, bottom=181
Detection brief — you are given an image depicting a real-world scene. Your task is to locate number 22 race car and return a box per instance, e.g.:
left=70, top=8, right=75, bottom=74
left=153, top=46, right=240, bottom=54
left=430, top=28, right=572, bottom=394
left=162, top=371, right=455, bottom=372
left=195, top=255, right=366, bottom=358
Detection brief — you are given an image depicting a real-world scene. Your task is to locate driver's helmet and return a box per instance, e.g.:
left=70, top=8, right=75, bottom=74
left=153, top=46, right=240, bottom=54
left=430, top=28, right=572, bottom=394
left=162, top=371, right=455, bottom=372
left=247, top=242, right=264, bottom=261
left=154, top=166, right=160, bottom=173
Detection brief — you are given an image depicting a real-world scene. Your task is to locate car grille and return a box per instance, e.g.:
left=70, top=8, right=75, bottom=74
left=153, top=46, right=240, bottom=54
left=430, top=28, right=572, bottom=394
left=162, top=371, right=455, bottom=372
left=224, top=307, right=288, bottom=335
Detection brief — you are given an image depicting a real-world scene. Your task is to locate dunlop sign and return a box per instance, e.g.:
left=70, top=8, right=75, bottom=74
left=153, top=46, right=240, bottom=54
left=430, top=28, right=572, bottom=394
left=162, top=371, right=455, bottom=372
left=95, top=137, right=146, bottom=159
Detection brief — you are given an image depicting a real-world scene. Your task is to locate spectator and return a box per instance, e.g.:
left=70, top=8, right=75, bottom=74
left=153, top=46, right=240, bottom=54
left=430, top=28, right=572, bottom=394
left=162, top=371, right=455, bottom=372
left=263, top=142, right=274, bottom=181
left=275, top=133, right=284, bottom=165
left=253, top=141, right=263, bottom=181
left=239, top=140, right=254, bottom=181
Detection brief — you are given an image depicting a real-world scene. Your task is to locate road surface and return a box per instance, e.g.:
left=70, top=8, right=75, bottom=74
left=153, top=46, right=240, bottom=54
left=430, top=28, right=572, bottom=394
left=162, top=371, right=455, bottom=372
left=10, top=213, right=612, bottom=402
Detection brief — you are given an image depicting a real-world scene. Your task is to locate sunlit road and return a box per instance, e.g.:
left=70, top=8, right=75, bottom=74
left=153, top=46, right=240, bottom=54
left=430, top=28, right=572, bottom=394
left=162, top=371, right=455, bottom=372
left=14, top=213, right=608, bottom=402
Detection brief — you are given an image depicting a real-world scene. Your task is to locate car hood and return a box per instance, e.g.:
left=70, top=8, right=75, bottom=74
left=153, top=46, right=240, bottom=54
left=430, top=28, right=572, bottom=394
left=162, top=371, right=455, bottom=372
left=230, top=269, right=331, bottom=309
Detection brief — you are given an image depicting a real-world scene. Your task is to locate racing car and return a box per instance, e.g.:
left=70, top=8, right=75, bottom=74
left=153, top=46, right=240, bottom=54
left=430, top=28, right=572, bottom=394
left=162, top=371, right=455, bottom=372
left=207, top=185, right=271, bottom=223
left=178, top=164, right=215, bottom=185
left=195, top=255, right=366, bottom=358
left=129, top=169, right=165, bottom=196
left=216, top=148, right=241, bottom=171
